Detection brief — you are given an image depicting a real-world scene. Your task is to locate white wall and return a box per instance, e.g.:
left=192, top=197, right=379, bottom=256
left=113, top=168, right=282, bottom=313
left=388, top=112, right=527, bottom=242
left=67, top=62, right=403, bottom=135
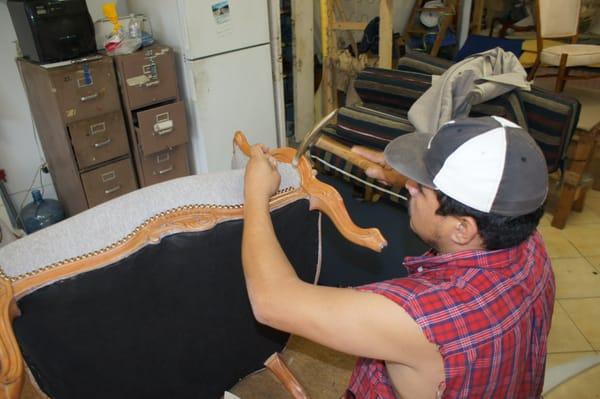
left=85, top=0, right=129, bottom=23
left=0, top=0, right=127, bottom=228
left=0, top=3, right=56, bottom=226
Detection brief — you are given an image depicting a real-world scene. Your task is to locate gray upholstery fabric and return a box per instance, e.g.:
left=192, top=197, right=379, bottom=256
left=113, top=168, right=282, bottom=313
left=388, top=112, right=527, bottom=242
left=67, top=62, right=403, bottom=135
left=0, top=164, right=301, bottom=279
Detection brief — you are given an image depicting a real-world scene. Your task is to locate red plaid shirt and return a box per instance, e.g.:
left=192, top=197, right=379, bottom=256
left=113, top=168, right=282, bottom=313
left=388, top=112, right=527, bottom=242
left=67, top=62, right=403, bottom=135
left=346, top=231, right=555, bottom=398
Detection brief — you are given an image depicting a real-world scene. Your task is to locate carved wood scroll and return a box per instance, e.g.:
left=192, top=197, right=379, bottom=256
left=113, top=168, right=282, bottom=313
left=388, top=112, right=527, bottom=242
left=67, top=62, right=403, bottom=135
left=0, top=279, right=23, bottom=399
left=234, top=131, right=387, bottom=252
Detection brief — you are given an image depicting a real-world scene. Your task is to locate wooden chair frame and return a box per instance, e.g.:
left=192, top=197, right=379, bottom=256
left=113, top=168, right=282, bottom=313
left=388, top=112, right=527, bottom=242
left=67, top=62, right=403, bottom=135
left=403, top=0, right=457, bottom=58
left=320, top=0, right=395, bottom=113
left=527, top=0, right=600, bottom=92
left=0, top=133, right=387, bottom=399
left=551, top=122, right=599, bottom=228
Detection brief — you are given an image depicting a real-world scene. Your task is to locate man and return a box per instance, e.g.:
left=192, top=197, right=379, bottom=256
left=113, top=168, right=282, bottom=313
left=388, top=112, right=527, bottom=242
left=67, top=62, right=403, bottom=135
left=242, top=116, right=555, bottom=398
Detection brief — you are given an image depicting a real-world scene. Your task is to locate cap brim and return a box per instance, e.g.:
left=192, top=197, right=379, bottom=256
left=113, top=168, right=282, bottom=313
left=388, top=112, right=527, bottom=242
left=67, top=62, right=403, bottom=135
left=384, top=132, right=436, bottom=189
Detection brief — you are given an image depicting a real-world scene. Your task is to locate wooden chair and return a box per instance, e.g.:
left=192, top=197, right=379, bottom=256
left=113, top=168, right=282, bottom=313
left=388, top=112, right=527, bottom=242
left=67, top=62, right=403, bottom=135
left=403, top=0, right=457, bottom=57
left=527, top=0, right=600, bottom=92
left=0, top=133, right=385, bottom=399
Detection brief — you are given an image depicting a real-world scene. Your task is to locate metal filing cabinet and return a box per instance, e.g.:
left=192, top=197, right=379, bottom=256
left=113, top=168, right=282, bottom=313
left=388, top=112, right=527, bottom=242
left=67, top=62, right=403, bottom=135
left=17, top=56, right=138, bottom=216
left=114, top=44, right=190, bottom=187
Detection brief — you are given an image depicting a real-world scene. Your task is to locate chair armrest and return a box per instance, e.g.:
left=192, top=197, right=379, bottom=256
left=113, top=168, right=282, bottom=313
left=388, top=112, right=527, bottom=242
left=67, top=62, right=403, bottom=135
left=0, top=279, right=24, bottom=399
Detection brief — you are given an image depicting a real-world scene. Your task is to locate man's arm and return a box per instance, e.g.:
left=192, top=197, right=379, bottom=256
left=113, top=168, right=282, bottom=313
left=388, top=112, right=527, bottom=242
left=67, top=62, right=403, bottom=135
left=242, top=145, right=434, bottom=366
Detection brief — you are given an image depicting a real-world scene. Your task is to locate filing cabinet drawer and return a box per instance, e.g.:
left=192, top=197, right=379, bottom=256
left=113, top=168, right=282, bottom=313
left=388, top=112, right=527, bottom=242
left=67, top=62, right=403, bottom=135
left=117, top=46, right=178, bottom=109
left=136, top=101, right=188, bottom=155
left=81, top=158, right=138, bottom=207
left=141, top=145, right=189, bottom=186
left=69, top=111, right=130, bottom=170
left=51, top=57, right=121, bottom=123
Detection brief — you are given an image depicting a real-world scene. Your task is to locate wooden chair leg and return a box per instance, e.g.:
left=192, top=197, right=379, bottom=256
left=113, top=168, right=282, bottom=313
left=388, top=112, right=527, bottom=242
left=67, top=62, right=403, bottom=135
left=551, top=127, right=599, bottom=228
left=572, top=186, right=589, bottom=212
left=527, top=57, right=541, bottom=81
left=558, top=67, right=570, bottom=92
left=264, top=353, right=310, bottom=399
left=430, top=14, right=451, bottom=57
left=552, top=183, right=577, bottom=229
left=555, top=54, right=569, bottom=92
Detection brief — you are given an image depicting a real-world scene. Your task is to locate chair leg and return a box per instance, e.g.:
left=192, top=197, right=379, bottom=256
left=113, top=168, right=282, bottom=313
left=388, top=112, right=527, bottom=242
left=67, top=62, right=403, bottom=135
left=552, top=127, right=599, bottom=227
left=573, top=186, right=589, bottom=212
left=552, top=183, right=577, bottom=229
left=527, top=57, right=541, bottom=81
left=555, top=54, right=569, bottom=92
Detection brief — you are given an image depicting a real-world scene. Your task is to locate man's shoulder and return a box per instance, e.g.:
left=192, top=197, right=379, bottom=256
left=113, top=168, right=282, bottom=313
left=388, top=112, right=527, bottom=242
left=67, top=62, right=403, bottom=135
left=357, top=273, right=458, bottom=307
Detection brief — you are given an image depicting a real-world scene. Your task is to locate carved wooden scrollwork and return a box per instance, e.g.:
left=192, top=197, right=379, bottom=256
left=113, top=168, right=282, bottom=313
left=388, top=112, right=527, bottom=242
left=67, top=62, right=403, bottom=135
left=12, top=191, right=305, bottom=298
left=234, top=131, right=387, bottom=252
left=0, top=279, right=23, bottom=399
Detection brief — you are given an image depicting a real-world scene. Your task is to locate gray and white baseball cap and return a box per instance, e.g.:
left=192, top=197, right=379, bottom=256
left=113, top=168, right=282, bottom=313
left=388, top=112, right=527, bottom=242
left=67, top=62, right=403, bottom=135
left=384, top=116, right=548, bottom=216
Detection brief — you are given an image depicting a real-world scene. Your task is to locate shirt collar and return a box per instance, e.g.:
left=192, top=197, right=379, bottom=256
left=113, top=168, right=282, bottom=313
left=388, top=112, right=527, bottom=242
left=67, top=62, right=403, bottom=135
left=403, top=232, right=538, bottom=274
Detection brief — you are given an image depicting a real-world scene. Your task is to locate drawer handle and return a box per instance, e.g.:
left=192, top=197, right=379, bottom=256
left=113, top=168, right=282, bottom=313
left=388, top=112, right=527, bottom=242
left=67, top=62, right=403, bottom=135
left=80, top=92, right=99, bottom=102
left=154, top=119, right=173, bottom=136
left=157, top=127, right=173, bottom=136
left=94, top=138, right=112, bottom=148
left=145, top=80, right=160, bottom=88
left=157, top=165, right=174, bottom=175
left=104, top=185, right=121, bottom=195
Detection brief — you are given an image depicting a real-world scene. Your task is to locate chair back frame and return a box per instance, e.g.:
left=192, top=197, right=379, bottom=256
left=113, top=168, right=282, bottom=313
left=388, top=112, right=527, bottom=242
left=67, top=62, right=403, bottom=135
left=0, top=135, right=387, bottom=399
left=527, top=0, right=600, bottom=91
left=537, top=0, right=581, bottom=39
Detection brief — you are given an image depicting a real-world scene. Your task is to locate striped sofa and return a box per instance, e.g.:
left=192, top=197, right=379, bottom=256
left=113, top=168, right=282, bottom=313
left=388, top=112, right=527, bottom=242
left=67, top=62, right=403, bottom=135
left=310, top=51, right=581, bottom=205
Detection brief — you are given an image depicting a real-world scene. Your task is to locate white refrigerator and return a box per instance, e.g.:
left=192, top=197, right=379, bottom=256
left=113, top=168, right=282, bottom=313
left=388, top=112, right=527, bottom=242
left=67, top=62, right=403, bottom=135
left=127, top=0, right=284, bottom=173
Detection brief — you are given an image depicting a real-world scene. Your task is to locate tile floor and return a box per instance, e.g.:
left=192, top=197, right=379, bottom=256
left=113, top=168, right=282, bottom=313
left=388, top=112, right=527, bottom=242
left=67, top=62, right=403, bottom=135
left=541, top=188, right=600, bottom=398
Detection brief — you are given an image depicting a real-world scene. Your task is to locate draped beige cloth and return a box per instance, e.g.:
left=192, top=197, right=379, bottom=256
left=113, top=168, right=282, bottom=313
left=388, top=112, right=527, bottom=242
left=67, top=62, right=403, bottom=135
left=408, top=47, right=531, bottom=135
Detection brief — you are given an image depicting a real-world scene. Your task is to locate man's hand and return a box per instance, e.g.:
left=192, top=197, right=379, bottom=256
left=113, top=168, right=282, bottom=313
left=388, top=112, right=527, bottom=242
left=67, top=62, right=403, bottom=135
left=244, top=144, right=281, bottom=204
left=351, top=146, right=406, bottom=187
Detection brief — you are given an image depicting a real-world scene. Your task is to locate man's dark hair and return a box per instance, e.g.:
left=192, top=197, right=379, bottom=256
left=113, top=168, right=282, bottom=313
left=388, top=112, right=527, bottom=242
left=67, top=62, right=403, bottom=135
left=435, top=192, right=544, bottom=250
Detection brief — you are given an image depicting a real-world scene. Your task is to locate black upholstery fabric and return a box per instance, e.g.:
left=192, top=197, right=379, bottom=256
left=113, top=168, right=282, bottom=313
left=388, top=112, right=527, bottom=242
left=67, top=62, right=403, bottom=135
left=14, top=200, right=319, bottom=399
left=317, top=174, right=427, bottom=287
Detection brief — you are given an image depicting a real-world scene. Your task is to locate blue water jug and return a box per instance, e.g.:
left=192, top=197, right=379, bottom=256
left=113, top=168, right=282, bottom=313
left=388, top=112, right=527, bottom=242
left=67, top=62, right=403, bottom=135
left=20, top=190, right=65, bottom=234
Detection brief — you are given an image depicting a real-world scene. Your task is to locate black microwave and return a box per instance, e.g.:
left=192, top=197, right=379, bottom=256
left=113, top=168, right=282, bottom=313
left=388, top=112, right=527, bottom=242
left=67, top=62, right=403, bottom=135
left=8, top=0, right=96, bottom=64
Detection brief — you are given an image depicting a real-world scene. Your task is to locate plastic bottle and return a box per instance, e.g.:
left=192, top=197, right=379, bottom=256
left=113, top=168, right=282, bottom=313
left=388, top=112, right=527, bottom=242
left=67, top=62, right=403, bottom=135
left=20, top=190, right=65, bottom=234
left=128, top=14, right=142, bottom=40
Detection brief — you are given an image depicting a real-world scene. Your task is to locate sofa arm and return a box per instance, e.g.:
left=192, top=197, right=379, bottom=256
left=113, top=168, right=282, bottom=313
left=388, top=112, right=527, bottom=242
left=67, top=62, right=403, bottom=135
left=396, top=50, right=453, bottom=75
left=353, top=68, right=432, bottom=114
left=0, top=280, right=23, bottom=399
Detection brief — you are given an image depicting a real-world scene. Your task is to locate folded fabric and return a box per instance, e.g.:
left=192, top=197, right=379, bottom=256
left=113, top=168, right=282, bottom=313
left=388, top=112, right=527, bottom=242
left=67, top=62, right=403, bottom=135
left=408, top=47, right=531, bottom=134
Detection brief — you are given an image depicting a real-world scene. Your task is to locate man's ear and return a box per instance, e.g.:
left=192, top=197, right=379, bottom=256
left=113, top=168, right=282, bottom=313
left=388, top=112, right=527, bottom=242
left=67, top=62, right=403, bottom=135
left=450, top=216, right=481, bottom=246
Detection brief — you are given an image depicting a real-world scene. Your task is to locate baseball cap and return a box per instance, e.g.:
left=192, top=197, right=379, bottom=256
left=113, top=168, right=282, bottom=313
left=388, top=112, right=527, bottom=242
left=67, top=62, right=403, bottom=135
left=383, top=116, right=548, bottom=216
